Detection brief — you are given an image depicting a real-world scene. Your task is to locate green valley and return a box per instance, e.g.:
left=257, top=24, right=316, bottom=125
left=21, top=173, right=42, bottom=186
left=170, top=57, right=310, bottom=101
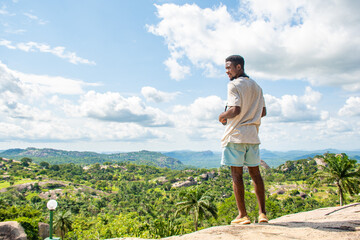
left=0, top=150, right=359, bottom=240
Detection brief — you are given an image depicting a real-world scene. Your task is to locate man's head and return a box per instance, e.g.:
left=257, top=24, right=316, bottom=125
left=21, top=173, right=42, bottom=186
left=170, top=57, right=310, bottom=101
left=225, top=55, right=245, bottom=80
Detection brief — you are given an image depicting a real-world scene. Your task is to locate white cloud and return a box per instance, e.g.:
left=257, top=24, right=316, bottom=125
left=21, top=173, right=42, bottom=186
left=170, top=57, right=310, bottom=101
left=0, top=39, right=96, bottom=65
left=0, top=98, right=53, bottom=121
left=141, top=86, right=179, bottom=103
left=23, top=12, right=48, bottom=25
left=0, top=39, right=16, bottom=49
left=83, top=121, right=168, bottom=142
left=264, top=87, right=327, bottom=122
left=0, top=61, right=97, bottom=97
left=338, top=97, right=360, bottom=117
left=164, top=57, right=191, bottom=80
left=0, top=120, right=86, bottom=141
left=65, top=91, right=173, bottom=127
left=0, top=63, right=23, bottom=95
left=5, top=28, right=26, bottom=34
left=172, top=95, right=225, bottom=140
left=0, top=5, right=14, bottom=16
left=324, top=118, right=353, bottom=133
left=148, top=1, right=360, bottom=90
left=260, top=115, right=359, bottom=151
left=0, top=62, right=171, bottom=143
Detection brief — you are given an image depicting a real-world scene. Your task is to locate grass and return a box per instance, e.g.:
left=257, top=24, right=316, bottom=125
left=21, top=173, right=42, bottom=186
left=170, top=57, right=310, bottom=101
left=0, top=179, right=37, bottom=189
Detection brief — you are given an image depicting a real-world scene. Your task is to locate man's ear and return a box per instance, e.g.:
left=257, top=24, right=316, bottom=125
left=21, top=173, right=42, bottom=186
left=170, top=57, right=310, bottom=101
left=236, top=64, right=242, bottom=71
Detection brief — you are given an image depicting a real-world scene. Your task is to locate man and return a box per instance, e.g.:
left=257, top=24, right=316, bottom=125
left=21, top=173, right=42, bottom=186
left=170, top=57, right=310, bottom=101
left=219, top=55, right=268, bottom=225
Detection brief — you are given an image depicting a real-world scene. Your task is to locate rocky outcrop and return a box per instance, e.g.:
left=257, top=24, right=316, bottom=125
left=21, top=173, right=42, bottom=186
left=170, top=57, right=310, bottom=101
left=38, top=222, right=49, bottom=239
left=314, top=157, right=327, bottom=168
left=171, top=178, right=197, bottom=188
left=0, top=221, right=27, bottom=240
left=260, top=159, right=270, bottom=169
left=199, top=171, right=217, bottom=180
left=244, top=160, right=270, bottom=171
left=111, top=203, right=360, bottom=240
left=276, top=189, right=286, bottom=195
left=152, top=176, right=168, bottom=184
left=299, top=192, right=307, bottom=199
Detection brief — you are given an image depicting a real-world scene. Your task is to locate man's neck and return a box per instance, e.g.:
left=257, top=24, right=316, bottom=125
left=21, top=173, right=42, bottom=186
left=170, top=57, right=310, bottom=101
left=231, top=72, right=249, bottom=81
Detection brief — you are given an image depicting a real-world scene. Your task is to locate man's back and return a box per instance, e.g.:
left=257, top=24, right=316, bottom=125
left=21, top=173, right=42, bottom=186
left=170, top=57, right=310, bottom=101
left=221, top=77, right=265, bottom=147
left=229, top=77, right=264, bottom=124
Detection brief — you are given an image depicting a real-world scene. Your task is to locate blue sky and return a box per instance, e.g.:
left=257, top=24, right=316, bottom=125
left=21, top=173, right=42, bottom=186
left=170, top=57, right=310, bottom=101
left=0, top=0, right=359, bottom=152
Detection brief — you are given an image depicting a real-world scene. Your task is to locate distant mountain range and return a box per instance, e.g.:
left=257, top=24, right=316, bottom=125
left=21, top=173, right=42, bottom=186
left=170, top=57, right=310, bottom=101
left=0, top=147, right=359, bottom=169
left=260, top=149, right=360, bottom=167
left=163, top=150, right=220, bottom=169
left=0, top=148, right=185, bottom=170
left=164, top=149, right=360, bottom=168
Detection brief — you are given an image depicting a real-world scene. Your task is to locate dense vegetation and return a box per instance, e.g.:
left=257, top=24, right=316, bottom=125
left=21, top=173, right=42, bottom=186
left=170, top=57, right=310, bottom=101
left=0, top=152, right=359, bottom=240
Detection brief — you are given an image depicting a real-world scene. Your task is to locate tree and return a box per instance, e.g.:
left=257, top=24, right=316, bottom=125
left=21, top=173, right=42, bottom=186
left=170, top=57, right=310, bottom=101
left=50, top=164, right=60, bottom=171
left=20, top=157, right=32, bottom=167
left=54, top=210, right=72, bottom=239
left=8, top=176, right=15, bottom=186
left=175, top=187, right=217, bottom=231
left=40, top=161, right=50, bottom=169
left=315, top=153, right=360, bottom=206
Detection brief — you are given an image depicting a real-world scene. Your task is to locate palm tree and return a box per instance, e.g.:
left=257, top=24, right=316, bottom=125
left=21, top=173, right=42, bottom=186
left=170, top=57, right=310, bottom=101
left=53, top=210, right=73, bottom=239
left=175, top=187, right=217, bottom=231
left=315, top=153, right=360, bottom=206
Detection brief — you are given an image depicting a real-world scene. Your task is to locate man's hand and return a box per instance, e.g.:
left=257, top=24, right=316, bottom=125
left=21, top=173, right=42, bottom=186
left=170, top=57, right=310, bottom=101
left=261, top=107, right=267, bottom=117
left=219, top=115, right=227, bottom=125
left=219, top=106, right=240, bottom=125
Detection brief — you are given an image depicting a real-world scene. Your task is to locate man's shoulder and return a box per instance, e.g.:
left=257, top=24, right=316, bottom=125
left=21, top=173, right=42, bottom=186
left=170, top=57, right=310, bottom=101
left=243, top=77, right=261, bottom=89
left=231, top=77, right=257, bottom=86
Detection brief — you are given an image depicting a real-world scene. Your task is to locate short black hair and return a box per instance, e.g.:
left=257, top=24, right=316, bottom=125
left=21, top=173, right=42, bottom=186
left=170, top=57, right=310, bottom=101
left=226, top=55, right=245, bottom=69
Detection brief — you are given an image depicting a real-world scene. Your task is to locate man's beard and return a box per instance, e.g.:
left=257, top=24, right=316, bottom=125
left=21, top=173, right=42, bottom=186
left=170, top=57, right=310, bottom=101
left=230, top=75, right=236, bottom=81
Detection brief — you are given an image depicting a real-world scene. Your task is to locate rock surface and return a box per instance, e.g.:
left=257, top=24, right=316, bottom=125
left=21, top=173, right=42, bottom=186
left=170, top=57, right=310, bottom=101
left=38, top=222, right=49, bottom=239
left=111, top=203, right=360, bottom=240
left=0, top=221, right=27, bottom=240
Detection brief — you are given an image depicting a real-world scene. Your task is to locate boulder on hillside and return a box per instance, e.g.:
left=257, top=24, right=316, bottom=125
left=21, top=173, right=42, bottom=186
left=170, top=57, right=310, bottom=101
left=172, top=180, right=197, bottom=188
left=276, top=189, right=285, bottom=195
left=199, top=173, right=208, bottom=180
left=152, top=176, right=168, bottom=185
left=207, top=171, right=216, bottom=179
left=314, top=157, right=327, bottom=168
left=16, top=183, right=33, bottom=192
left=199, top=171, right=216, bottom=181
left=244, top=160, right=269, bottom=171
left=299, top=192, right=307, bottom=199
left=0, top=221, right=27, bottom=240
left=38, top=222, right=49, bottom=239
left=260, top=159, right=270, bottom=169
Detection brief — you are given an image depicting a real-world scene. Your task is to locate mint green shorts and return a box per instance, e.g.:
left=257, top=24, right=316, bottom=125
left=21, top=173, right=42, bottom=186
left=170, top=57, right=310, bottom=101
left=221, top=143, right=260, bottom=167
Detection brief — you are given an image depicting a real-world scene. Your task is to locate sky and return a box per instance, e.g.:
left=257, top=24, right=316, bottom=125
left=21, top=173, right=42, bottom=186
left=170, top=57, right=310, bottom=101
left=0, top=0, right=359, bottom=153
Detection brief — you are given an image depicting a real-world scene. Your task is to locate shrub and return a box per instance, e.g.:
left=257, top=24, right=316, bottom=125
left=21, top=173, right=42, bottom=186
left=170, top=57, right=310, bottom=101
left=11, top=217, right=40, bottom=240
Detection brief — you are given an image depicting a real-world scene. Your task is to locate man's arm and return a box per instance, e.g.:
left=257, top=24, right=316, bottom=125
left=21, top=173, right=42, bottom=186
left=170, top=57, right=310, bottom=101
left=261, top=107, right=267, bottom=117
left=219, top=106, right=240, bottom=123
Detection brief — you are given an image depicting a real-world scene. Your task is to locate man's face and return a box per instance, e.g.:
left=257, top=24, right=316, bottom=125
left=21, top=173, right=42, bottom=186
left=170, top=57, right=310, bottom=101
left=225, top=61, right=241, bottom=80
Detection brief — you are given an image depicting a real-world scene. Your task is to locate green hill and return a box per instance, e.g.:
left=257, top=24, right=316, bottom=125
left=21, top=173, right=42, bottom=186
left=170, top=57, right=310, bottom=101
left=0, top=148, right=185, bottom=170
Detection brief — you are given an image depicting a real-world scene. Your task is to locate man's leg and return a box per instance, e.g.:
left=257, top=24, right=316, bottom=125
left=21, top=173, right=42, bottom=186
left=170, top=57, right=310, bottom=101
left=230, top=166, right=247, bottom=218
left=248, top=166, right=266, bottom=215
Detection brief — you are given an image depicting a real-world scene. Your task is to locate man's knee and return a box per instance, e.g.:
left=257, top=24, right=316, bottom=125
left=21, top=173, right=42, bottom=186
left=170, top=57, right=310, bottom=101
left=231, top=166, right=243, bottom=182
left=248, top=166, right=262, bottom=180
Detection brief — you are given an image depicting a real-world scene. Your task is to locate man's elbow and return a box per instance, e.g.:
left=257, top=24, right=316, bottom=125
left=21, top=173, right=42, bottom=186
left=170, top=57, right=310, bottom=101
left=234, top=106, right=241, bottom=116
